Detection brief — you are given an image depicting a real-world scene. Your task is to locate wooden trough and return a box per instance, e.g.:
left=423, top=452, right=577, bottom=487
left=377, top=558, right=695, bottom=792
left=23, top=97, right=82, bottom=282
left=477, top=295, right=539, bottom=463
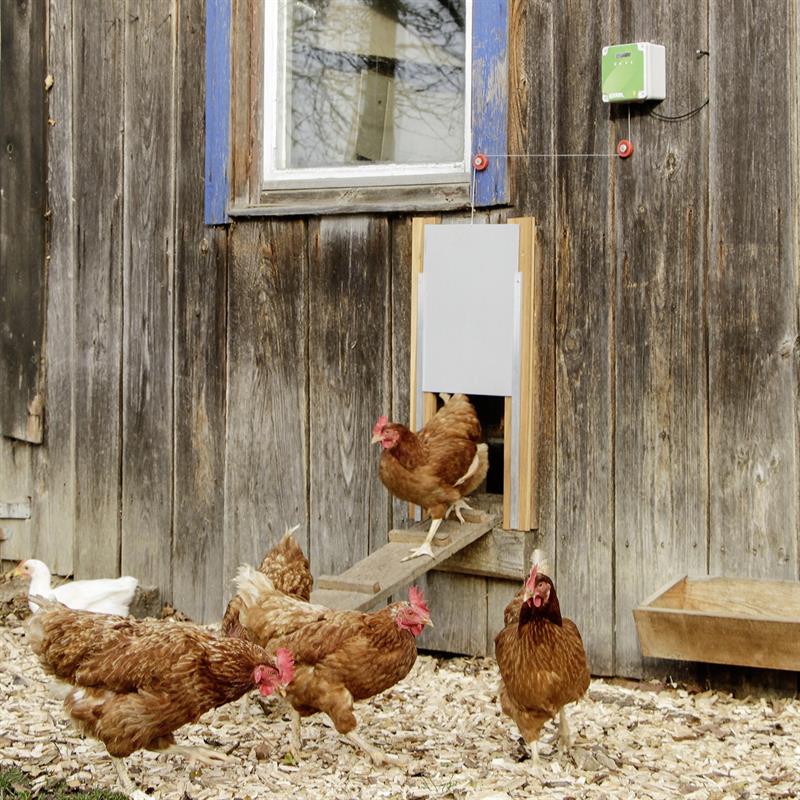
left=633, top=574, right=800, bottom=672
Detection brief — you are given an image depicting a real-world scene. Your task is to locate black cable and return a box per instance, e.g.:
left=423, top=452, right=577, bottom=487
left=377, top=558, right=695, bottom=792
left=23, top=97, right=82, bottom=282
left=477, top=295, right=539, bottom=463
left=648, top=97, right=709, bottom=121
left=648, top=50, right=710, bottom=122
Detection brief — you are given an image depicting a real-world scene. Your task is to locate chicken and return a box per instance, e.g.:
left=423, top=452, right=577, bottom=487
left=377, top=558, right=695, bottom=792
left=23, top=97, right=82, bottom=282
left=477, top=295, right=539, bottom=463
left=371, top=392, right=489, bottom=560
left=26, top=597, right=294, bottom=798
left=494, top=554, right=589, bottom=767
left=222, top=526, right=313, bottom=640
left=232, top=564, right=432, bottom=766
left=13, top=559, right=138, bottom=616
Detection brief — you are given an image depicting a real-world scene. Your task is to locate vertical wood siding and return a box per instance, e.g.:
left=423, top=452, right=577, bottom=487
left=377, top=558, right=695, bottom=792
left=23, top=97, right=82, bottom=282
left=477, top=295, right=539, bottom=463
left=2, top=0, right=798, bottom=683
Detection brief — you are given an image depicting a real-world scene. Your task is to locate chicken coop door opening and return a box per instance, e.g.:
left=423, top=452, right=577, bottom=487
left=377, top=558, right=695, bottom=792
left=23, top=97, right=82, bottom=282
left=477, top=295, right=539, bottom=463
left=410, top=217, right=540, bottom=531
left=469, top=395, right=505, bottom=494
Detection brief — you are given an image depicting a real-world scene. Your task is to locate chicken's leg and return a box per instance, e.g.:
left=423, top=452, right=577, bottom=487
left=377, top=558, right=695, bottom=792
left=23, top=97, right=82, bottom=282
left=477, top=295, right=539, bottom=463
left=401, top=517, right=443, bottom=561
left=162, top=743, right=233, bottom=765
left=557, top=708, right=572, bottom=751
left=111, top=757, right=149, bottom=800
left=289, top=708, right=303, bottom=761
left=343, top=730, right=408, bottom=767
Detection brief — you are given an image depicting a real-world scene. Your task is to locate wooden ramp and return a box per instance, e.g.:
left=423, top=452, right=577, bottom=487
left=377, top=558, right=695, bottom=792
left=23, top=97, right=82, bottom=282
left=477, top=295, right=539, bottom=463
left=310, top=512, right=500, bottom=612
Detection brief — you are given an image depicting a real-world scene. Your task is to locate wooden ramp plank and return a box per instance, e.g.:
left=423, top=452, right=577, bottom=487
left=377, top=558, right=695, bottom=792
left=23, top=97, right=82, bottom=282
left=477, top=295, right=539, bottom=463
left=310, top=513, right=499, bottom=612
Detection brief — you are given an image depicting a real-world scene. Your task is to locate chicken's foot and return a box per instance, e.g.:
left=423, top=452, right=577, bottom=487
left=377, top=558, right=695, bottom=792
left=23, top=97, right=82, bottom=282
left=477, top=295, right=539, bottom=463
left=445, top=498, right=474, bottom=524
left=163, top=743, right=233, bottom=766
left=111, top=757, right=148, bottom=800
left=400, top=517, right=443, bottom=562
left=343, top=730, right=408, bottom=767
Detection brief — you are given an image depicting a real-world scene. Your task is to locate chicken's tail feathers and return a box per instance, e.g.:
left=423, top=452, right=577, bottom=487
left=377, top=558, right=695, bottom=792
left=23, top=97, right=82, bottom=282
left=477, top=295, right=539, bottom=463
left=234, top=564, right=276, bottom=606
left=438, top=392, right=452, bottom=403
left=530, top=549, right=552, bottom=578
left=25, top=595, right=66, bottom=654
left=28, top=594, right=64, bottom=612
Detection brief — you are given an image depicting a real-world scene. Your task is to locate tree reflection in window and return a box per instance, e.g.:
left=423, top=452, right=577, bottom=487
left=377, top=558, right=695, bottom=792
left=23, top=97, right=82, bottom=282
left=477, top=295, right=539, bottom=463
left=279, top=0, right=466, bottom=170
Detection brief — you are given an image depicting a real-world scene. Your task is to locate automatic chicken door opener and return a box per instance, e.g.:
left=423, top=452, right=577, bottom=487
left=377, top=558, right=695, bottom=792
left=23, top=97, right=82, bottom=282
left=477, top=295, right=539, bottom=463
left=410, top=218, right=539, bottom=532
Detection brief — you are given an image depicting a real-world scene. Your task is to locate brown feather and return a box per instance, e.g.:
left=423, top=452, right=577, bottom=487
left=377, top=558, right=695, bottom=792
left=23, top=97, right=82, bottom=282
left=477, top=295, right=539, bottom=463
left=27, top=606, right=279, bottom=757
left=494, top=574, right=589, bottom=748
left=222, top=529, right=313, bottom=640
left=232, top=560, right=426, bottom=736
left=376, top=393, right=488, bottom=519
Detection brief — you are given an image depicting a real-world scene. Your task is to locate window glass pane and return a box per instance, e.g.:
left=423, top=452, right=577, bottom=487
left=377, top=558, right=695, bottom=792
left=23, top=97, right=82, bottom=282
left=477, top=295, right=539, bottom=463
left=279, top=0, right=466, bottom=170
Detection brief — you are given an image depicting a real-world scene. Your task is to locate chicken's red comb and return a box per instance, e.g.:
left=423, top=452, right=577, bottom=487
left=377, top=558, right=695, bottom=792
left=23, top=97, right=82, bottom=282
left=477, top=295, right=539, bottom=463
left=275, top=648, right=295, bottom=685
left=408, top=585, right=429, bottom=614
left=524, top=563, right=539, bottom=591
left=372, top=415, right=388, bottom=436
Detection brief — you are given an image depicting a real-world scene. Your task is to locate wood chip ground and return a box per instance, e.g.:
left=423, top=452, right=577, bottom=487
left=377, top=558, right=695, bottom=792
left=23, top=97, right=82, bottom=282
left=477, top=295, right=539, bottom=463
left=1, top=619, right=798, bottom=799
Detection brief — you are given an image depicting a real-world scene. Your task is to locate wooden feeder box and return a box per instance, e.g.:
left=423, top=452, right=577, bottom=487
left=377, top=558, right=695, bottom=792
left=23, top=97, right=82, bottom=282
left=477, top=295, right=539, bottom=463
left=633, top=574, right=800, bottom=672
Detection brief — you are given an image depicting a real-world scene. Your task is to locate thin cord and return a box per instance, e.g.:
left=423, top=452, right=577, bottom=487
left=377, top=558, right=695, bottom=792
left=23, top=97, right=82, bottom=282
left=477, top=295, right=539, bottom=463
left=478, top=153, right=617, bottom=158
left=628, top=106, right=631, bottom=139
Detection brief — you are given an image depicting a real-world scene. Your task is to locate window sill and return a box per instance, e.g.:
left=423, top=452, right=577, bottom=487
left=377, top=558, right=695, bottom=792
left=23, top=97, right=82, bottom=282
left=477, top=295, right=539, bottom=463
left=228, top=182, right=475, bottom=218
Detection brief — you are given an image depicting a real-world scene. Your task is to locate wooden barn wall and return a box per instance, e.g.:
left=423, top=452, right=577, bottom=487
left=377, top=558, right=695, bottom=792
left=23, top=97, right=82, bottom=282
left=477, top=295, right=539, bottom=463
left=1, top=0, right=798, bottom=682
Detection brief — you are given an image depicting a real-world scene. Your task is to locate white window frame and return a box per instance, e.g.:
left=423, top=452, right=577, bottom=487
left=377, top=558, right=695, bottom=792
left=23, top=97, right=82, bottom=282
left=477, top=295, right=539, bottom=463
left=262, top=0, right=473, bottom=190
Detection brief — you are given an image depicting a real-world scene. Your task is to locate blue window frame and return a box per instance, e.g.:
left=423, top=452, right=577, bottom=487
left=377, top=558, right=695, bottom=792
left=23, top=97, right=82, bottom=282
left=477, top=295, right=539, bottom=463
left=204, top=0, right=508, bottom=223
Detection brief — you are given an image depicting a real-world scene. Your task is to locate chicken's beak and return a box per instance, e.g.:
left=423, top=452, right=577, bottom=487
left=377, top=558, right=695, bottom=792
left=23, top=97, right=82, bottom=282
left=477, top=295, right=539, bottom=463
left=6, top=564, right=23, bottom=579
left=521, top=587, right=534, bottom=605
left=370, top=433, right=381, bottom=445
left=425, top=615, right=434, bottom=628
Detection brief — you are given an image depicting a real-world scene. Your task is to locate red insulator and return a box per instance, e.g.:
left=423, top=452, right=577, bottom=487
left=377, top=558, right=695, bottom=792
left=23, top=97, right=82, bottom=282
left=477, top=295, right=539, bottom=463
left=617, top=139, right=634, bottom=158
left=472, top=153, right=490, bottom=171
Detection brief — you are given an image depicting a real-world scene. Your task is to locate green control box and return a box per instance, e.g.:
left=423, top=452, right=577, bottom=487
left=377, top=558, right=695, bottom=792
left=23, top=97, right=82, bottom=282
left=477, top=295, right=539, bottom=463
left=601, top=43, right=666, bottom=103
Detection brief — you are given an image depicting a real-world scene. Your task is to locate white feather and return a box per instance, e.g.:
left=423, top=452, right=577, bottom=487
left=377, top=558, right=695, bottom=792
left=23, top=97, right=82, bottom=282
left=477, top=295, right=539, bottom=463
left=21, top=559, right=138, bottom=616
left=233, top=564, right=276, bottom=607
left=530, top=549, right=551, bottom=576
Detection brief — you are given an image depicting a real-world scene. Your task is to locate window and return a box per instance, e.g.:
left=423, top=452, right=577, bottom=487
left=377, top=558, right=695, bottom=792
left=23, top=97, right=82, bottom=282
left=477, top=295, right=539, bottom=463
left=263, top=0, right=470, bottom=188
left=205, top=0, right=508, bottom=220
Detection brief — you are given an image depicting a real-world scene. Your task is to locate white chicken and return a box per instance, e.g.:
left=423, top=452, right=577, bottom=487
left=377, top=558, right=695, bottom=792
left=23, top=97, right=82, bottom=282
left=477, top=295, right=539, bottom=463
left=12, top=559, right=138, bottom=616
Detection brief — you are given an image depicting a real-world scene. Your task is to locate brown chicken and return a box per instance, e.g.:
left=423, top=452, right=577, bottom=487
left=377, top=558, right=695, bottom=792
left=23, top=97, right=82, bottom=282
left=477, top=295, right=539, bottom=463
left=27, top=597, right=294, bottom=798
left=222, top=525, right=313, bottom=640
left=494, top=555, right=589, bottom=767
left=232, top=564, right=432, bottom=765
left=371, top=392, right=489, bottom=560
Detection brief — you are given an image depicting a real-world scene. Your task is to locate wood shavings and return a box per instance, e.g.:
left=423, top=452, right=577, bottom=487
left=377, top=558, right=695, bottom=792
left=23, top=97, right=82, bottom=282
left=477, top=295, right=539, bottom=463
left=1, top=624, right=798, bottom=799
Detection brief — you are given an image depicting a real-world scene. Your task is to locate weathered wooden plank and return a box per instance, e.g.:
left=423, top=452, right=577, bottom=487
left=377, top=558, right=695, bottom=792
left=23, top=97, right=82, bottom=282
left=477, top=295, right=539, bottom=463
left=507, top=0, right=556, bottom=590
left=0, top=0, right=47, bottom=442
left=418, top=572, right=489, bottom=656
left=0, top=502, right=31, bottom=520
left=486, top=577, right=522, bottom=654
left=308, top=216, right=391, bottom=576
left=223, top=219, right=308, bottom=600
left=552, top=3, right=614, bottom=675
left=120, top=2, right=175, bottom=595
left=72, top=0, right=125, bottom=580
left=707, top=0, right=798, bottom=581
left=316, top=576, right=381, bottom=595
left=433, top=528, right=532, bottom=581
left=172, top=0, right=228, bottom=622
left=0, top=440, right=34, bottom=559
left=613, top=1, right=710, bottom=679
left=229, top=0, right=263, bottom=207
left=32, top=0, right=77, bottom=576
left=390, top=217, right=413, bottom=531
left=309, top=514, right=497, bottom=613
left=238, top=185, right=470, bottom=217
